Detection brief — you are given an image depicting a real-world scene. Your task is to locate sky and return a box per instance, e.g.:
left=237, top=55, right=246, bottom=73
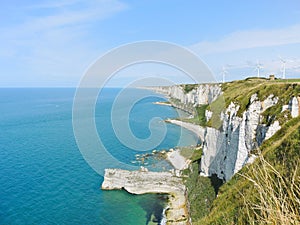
left=1, top=0, right=300, bottom=87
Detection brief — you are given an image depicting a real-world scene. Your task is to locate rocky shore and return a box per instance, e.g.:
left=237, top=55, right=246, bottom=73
left=101, top=168, right=190, bottom=224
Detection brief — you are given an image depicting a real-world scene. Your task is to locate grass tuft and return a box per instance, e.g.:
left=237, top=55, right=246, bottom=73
left=241, top=153, right=300, bottom=224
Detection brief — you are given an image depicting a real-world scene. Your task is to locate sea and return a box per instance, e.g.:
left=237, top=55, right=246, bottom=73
left=0, top=88, right=198, bottom=225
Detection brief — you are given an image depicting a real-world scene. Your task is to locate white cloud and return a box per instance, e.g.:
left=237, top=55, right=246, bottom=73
left=27, top=0, right=82, bottom=9
left=191, top=24, right=300, bottom=81
left=192, top=24, right=300, bottom=55
left=3, top=0, right=127, bottom=36
left=0, top=0, right=128, bottom=86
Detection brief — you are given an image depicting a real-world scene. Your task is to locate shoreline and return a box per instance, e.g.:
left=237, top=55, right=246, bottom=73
left=165, top=119, right=205, bottom=141
left=100, top=96, right=199, bottom=224
left=153, top=101, right=172, bottom=106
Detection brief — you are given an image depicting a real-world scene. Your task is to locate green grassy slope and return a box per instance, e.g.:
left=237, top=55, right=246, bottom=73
left=183, top=78, right=300, bottom=224
left=194, top=117, right=300, bottom=224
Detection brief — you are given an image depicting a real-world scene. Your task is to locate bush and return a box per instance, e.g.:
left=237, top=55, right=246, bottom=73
left=184, top=163, right=216, bottom=222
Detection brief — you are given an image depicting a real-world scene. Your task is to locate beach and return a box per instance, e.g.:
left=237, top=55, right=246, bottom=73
left=166, top=150, right=190, bottom=171
left=166, top=119, right=205, bottom=141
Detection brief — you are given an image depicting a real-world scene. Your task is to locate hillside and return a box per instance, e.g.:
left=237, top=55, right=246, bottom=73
left=195, top=117, right=300, bottom=224
left=158, top=78, right=300, bottom=224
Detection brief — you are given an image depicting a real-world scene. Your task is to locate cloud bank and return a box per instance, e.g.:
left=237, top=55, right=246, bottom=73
left=192, top=24, right=300, bottom=55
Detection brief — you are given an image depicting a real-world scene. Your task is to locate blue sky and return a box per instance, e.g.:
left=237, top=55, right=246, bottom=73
left=1, top=0, right=300, bottom=87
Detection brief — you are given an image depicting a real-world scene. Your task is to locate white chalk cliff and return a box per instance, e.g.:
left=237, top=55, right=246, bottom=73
left=154, top=84, right=222, bottom=115
left=156, top=84, right=299, bottom=181
left=155, top=84, right=221, bottom=105
left=200, top=93, right=282, bottom=180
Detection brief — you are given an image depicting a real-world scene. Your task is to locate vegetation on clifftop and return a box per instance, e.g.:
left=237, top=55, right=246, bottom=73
left=220, top=78, right=300, bottom=118
left=185, top=78, right=300, bottom=129
left=182, top=84, right=197, bottom=94
left=189, top=117, right=300, bottom=224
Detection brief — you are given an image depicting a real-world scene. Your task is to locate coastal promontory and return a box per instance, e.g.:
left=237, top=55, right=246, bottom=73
left=102, top=168, right=189, bottom=224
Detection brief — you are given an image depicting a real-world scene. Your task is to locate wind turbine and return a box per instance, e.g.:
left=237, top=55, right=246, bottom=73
left=279, top=56, right=286, bottom=79
left=254, top=60, right=263, bottom=78
left=221, top=66, right=228, bottom=83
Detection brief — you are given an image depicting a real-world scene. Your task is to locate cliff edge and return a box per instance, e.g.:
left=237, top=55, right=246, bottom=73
left=102, top=168, right=189, bottom=225
left=153, top=79, right=300, bottom=181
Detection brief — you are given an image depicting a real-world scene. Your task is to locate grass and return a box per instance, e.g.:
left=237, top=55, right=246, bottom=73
left=184, top=162, right=216, bottom=222
left=193, top=117, right=300, bottom=224
left=168, top=78, right=300, bottom=224
left=171, top=78, right=300, bottom=129
left=179, top=146, right=224, bottom=223
left=181, top=79, right=298, bottom=128
left=180, top=147, right=203, bottom=162
left=218, top=79, right=300, bottom=120
left=158, top=101, right=170, bottom=104
left=173, top=78, right=300, bottom=224
left=179, top=104, right=208, bottom=126
left=196, top=105, right=209, bottom=126
left=241, top=154, right=300, bottom=225
left=182, top=84, right=198, bottom=93
left=272, top=78, right=300, bottom=83
left=206, top=96, right=225, bottom=129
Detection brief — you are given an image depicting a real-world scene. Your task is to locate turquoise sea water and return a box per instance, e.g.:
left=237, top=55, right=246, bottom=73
left=0, top=88, right=198, bottom=225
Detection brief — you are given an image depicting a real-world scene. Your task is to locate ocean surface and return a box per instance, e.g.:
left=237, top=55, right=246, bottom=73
left=0, top=88, right=198, bottom=225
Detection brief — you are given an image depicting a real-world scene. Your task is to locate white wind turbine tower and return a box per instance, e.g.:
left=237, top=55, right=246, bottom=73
left=221, top=66, right=228, bottom=83
left=254, top=60, right=263, bottom=78
left=279, top=56, right=287, bottom=79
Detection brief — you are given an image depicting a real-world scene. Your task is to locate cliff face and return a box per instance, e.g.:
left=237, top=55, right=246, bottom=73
left=197, top=117, right=300, bottom=224
left=155, top=84, right=222, bottom=106
left=154, top=84, right=222, bottom=115
left=157, top=82, right=300, bottom=181
left=201, top=93, right=281, bottom=180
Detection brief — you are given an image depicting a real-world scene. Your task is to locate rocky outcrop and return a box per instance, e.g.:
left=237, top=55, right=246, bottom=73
left=205, top=110, right=213, bottom=122
left=262, top=94, right=279, bottom=111
left=265, top=121, right=281, bottom=140
left=102, top=168, right=185, bottom=194
left=289, top=97, right=300, bottom=118
left=101, top=169, right=189, bottom=224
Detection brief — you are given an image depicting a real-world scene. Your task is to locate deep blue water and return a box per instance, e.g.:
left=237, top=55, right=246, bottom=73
left=0, top=88, right=198, bottom=225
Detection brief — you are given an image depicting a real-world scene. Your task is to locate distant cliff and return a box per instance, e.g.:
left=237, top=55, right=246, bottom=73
left=153, top=84, right=222, bottom=115
left=152, top=79, right=300, bottom=181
